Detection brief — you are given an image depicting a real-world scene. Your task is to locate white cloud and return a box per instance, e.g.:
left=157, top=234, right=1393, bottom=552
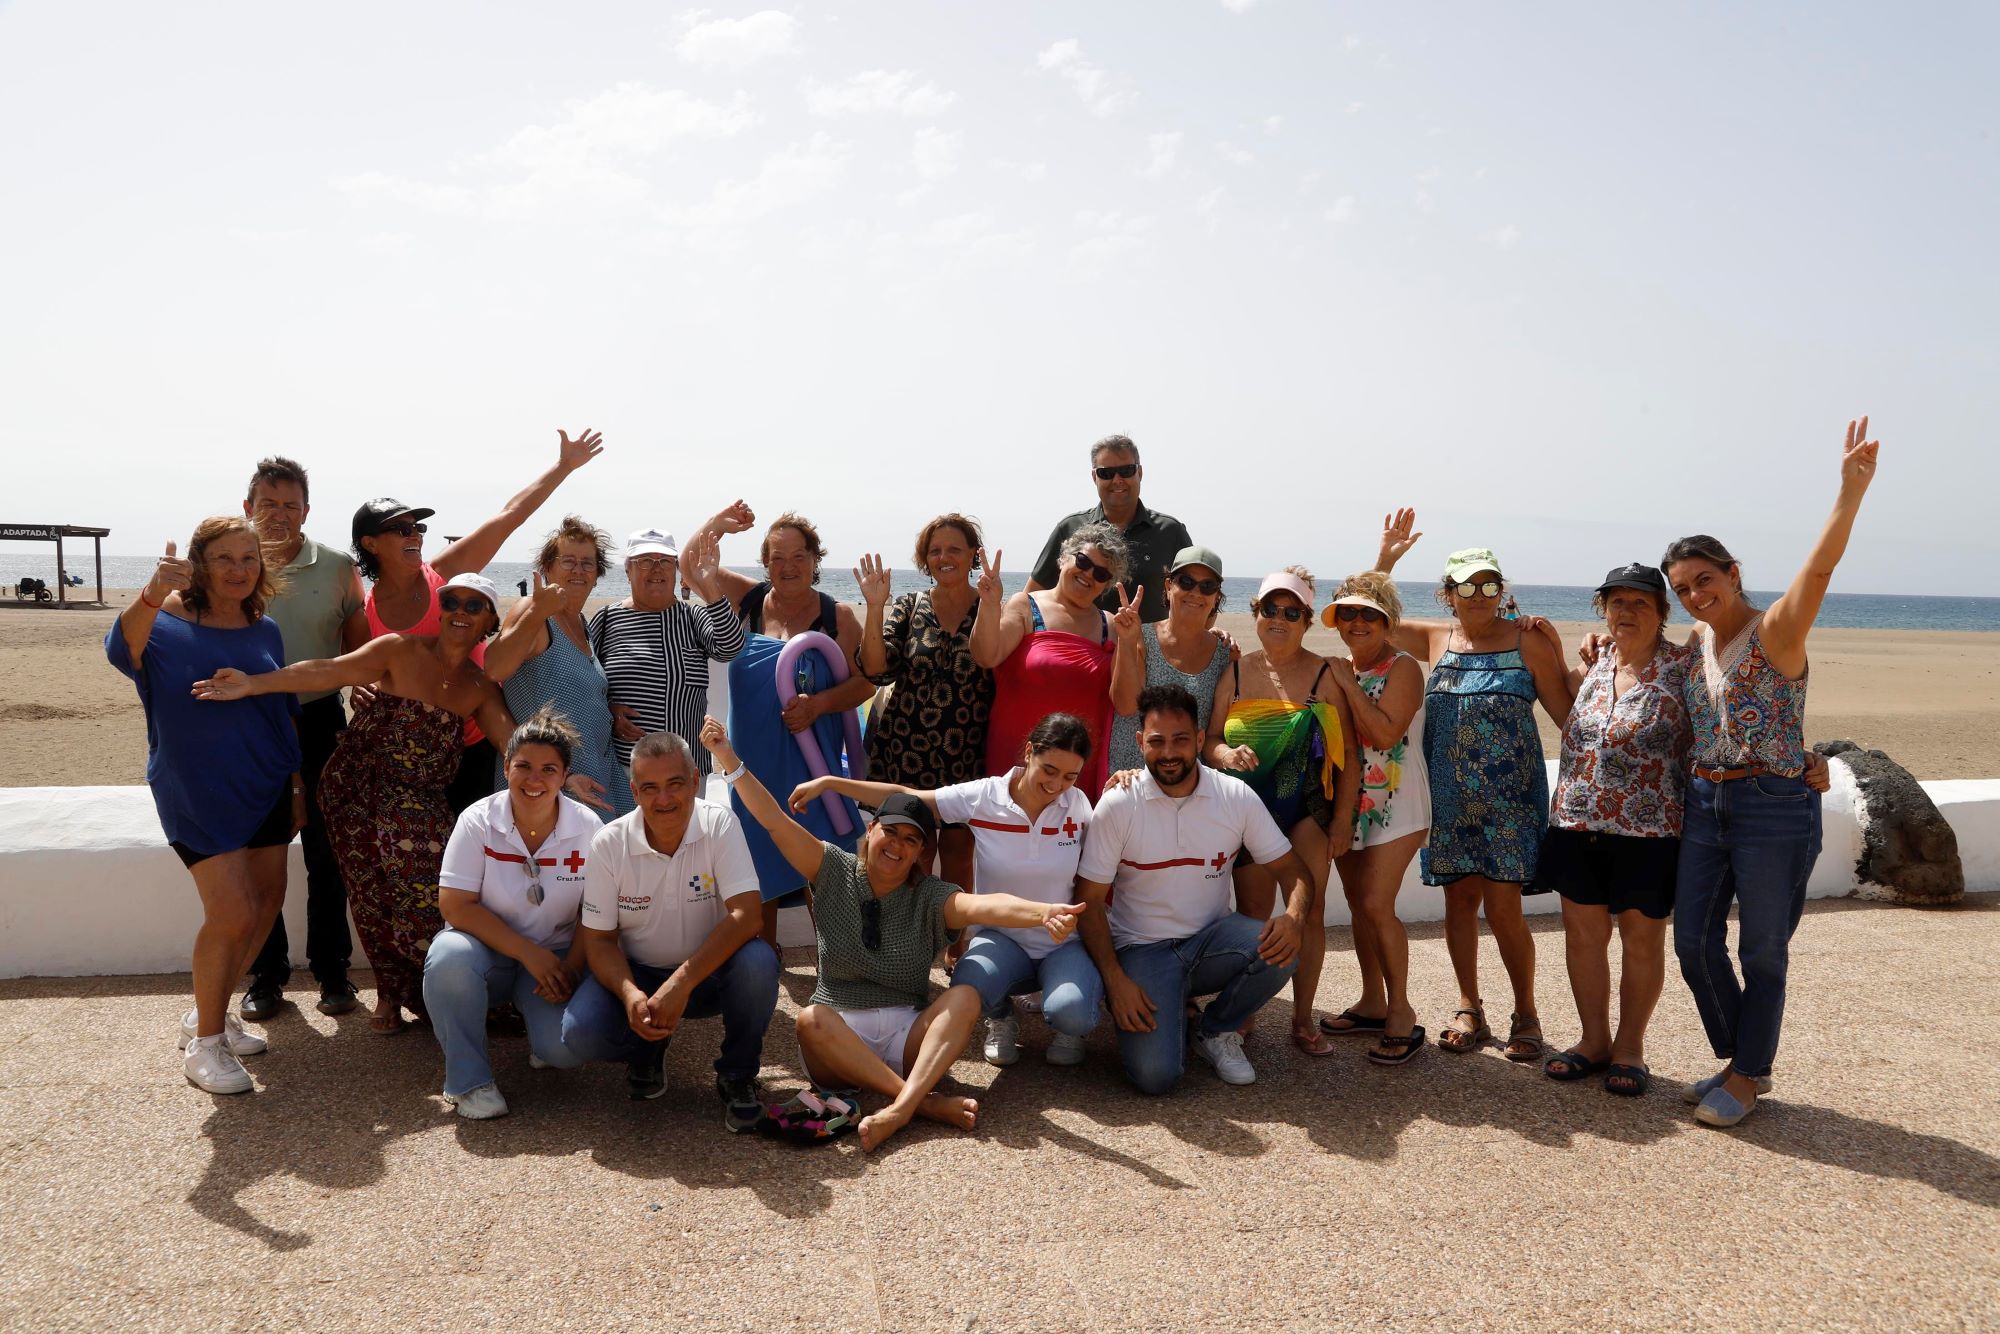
left=1069, top=209, right=1154, bottom=276
left=483, top=83, right=754, bottom=170
left=912, top=126, right=961, bottom=181
left=994, top=159, right=1048, bottom=182
left=1035, top=39, right=1135, bottom=117
left=673, top=10, right=799, bottom=70
left=1413, top=190, right=1434, bottom=214
left=1141, top=131, right=1181, bottom=179
left=1345, top=101, right=1365, bottom=115
left=1216, top=140, right=1255, bottom=167
left=1415, top=166, right=1442, bottom=183
left=1221, top=0, right=1257, bottom=11
left=666, top=133, right=847, bottom=228
left=806, top=69, right=955, bottom=117
left=1263, top=115, right=1283, bottom=136
left=1492, top=224, right=1522, bottom=250
left=918, top=211, right=1034, bottom=260
left=1196, top=187, right=1224, bottom=233
left=1325, top=194, right=1358, bottom=224
left=335, top=171, right=476, bottom=214
left=1342, top=33, right=1362, bottom=50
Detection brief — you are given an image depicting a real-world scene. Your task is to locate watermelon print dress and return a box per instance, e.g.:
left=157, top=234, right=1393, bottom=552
left=1351, top=651, right=1431, bottom=848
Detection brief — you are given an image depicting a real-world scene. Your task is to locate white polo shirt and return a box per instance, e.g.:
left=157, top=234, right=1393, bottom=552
left=437, top=791, right=603, bottom=951
left=1076, top=766, right=1291, bottom=950
left=933, top=770, right=1093, bottom=961
left=579, top=799, right=761, bottom=969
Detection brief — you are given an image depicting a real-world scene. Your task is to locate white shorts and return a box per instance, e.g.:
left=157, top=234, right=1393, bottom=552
left=801, top=1004, right=920, bottom=1081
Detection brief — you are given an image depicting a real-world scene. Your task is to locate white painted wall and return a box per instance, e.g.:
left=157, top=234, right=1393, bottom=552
left=5, top=763, right=1997, bottom=979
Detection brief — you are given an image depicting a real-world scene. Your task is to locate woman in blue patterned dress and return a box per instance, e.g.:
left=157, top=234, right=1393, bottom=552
left=1376, top=515, right=1573, bottom=1063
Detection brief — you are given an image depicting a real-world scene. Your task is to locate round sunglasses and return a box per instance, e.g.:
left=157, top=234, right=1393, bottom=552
left=1453, top=580, right=1503, bottom=599
left=438, top=592, right=491, bottom=616
left=1333, top=605, right=1386, bottom=624
left=1256, top=602, right=1307, bottom=622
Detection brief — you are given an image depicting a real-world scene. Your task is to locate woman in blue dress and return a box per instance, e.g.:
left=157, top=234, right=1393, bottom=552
left=1377, top=515, right=1573, bottom=1063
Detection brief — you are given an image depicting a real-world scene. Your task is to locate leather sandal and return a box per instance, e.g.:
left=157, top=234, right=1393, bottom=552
left=1435, top=1005, right=1489, bottom=1053
left=1503, top=1012, right=1545, bottom=1063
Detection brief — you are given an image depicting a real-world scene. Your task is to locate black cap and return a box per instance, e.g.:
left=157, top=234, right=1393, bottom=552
left=1596, top=563, right=1667, bottom=597
left=351, top=498, right=437, bottom=544
left=873, top=793, right=937, bottom=840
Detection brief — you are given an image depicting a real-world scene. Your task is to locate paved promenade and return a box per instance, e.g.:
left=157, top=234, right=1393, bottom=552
left=3, top=896, right=1996, bottom=1330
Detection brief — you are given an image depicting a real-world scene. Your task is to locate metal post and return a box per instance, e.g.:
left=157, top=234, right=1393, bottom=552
left=94, top=535, right=104, bottom=605
left=55, top=535, right=67, bottom=606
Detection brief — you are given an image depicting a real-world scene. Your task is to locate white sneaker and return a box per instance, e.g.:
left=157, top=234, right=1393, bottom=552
left=1193, top=1029, right=1257, bottom=1085
left=1045, top=1031, right=1087, bottom=1067
left=983, top=1012, right=1021, bottom=1067
left=179, top=1008, right=267, bottom=1056
left=183, top=1035, right=254, bottom=1094
left=445, top=1082, right=510, bottom=1120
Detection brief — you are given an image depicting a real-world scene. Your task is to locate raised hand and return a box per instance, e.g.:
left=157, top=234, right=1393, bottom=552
left=1110, top=584, right=1143, bottom=645
left=1376, top=508, right=1423, bottom=572
left=557, top=428, right=605, bottom=473
left=1042, top=902, right=1086, bottom=944
left=528, top=569, right=566, bottom=617
left=709, top=499, right=757, bottom=535
left=191, top=667, right=253, bottom=701
left=1840, top=416, right=1880, bottom=495
left=698, top=715, right=738, bottom=769
left=148, top=540, right=192, bottom=603
left=976, top=548, right=1004, bottom=603
left=854, top=553, right=892, bottom=607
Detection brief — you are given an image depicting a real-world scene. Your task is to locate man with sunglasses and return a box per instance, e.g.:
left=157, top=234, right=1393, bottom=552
left=1028, top=435, right=1192, bottom=624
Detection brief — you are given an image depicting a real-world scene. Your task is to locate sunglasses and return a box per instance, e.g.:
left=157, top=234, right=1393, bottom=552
left=1172, top=573, right=1221, bottom=596
left=1256, top=602, right=1306, bottom=622
left=1094, top=464, right=1139, bottom=480
left=438, top=592, right=491, bottom=616
left=377, top=520, right=427, bottom=538
left=1070, top=552, right=1115, bottom=584
left=859, top=896, right=881, bottom=952
left=522, top=853, right=546, bottom=908
left=1334, top=605, right=1387, bottom=624
left=1454, top=580, right=1504, bottom=599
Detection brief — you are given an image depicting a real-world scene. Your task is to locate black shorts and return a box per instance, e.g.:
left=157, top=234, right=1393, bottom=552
left=170, top=791, right=294, bottom=870
left=1535, top=826, right=1678, bottom=920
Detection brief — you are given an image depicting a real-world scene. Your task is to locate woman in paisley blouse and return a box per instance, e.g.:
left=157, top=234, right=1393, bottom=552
left=854, top=514, right=994, bottom=891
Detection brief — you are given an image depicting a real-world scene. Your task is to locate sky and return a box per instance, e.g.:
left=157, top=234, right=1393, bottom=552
left=2, top=2, right=1994, bottom=594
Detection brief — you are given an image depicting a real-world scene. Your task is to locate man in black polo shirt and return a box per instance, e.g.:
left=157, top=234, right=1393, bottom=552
left=1027, top=434, right=1193, bottom=624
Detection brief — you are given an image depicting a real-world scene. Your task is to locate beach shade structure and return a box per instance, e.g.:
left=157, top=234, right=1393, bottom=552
left=2, top=523, right=110, bottom=607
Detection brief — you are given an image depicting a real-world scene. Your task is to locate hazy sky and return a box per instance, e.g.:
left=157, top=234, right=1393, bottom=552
left=3, top=2, right=1993, bottom=593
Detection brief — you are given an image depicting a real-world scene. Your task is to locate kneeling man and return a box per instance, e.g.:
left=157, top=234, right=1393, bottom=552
left=1077, top=684, right=1314, bottom=1093
left=562, top=732, right=779, bottom=1132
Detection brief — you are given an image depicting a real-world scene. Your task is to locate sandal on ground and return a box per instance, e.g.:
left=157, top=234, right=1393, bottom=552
left=760, top=1090, right=858, bottom=1144
left=369, top=1008, right=410, bottom=1035
left=1543, top=1048, right=1609, bottom=1081
left=1291, top=1025, right=1337, bottom=1057
left=1604, top=1063, right=1651, bottom=1097
left=1435, top=1006, right=1490, bottom=1053
left=1366, top=1027, right=1427, bottom=1066
left=1503, top=1013, right=1545, bottom=1064
left=1318, top=1008, right=1387, bottom=1037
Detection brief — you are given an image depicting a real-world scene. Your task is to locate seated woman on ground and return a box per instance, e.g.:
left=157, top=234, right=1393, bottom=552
left=700, top=716, right=1084, bottom=1153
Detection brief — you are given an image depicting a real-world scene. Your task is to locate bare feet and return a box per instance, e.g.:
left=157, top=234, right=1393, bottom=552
left=857, top=1093, right=979, bottom=1152
left=857, top=1105, right=913, bottom=1151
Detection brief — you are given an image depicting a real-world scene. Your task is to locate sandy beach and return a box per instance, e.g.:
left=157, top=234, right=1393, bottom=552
left=3, top=594, right=1995, bottom=784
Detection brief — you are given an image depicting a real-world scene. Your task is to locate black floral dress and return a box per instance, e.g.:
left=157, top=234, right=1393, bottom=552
left=861, top=588, right=993, bottom=788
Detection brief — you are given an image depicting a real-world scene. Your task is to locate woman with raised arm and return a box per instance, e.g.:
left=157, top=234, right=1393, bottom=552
left=349, top=428, right=602, bottom=813
left=971, top=524, right=1146, bottom=801
left=1206, top=569, right=1361, bottom=1058
left=1661, top=419, right=1880, bottom=1127
left=196, top=573, right=586, bottom=1034
left=1105, top=545, right=1233, bottom=778
left=108, top=517, right=302, bottom=1094
left=853, top=513, right=995, bottom=892
left=1318, top=570, right=1430, bottom=1064
left=1373, top=518, right=1574, bottom=1063
left=705, top=512, right=876, bottom=945
left=700, top=717, right=1084, bottom=1152
left=792, top=711, right=1099, bottom=1069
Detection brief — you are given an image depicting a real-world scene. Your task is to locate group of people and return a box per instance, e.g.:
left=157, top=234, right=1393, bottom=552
left=109, top=421, right=1881, bottom=1144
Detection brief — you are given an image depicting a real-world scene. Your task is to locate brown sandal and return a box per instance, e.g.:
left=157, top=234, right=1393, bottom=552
left=1435, top=1005, right=1490, bottom=1053
left=1503, top=1012, right=1545, bottom=1063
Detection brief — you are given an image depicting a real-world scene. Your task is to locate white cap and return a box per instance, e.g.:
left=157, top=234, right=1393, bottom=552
left=625, top=528, right=678, bottom=560
left=439, top=572, right=500, bottom=611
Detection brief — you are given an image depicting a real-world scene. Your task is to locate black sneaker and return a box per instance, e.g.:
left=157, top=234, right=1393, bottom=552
left=717, top=1075, right=763, bottom=1133
left=316, top=979, right=359, bottom=1016
left=240, top=983, right=287, bottom=1023
left=628, top=1050, right=668, bottom=1101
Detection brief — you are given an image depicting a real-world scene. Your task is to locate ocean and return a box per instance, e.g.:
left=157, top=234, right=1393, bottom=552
left=39, top=555, right=2000, bottom=632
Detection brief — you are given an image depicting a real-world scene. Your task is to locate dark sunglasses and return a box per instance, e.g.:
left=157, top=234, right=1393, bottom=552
left=1256, top=602, right=1306, bottom=622
left=1093, top=463, right=1139, bottom=480
left=522, top=853, right=546, bottom=908
left=1070, top=552, right=1115, bottom=584
left=859, top=897, right=882, bottom=951
left=377, top=520, right=427, bottom=538
left=1173, top=573, right=1221, bottom=596
left=1334, top=605, right=1386, bottom=624
left=438, top=592, right=491, bottom=616
left=1454, top=580, right=1503, bottom=599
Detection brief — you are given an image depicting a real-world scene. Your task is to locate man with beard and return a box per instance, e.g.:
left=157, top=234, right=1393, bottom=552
left=1075, top=683, right=1313, bottom=1092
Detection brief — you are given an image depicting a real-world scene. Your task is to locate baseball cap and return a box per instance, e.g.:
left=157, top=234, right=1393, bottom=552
left=351, top=498, right=437, bottom=543
left=1595, top=563, right=1667, bottom=598
left=1166, top=545, right=1225, bottom=578
left=625, top=528, right=679, bottom=561
left=873, top=792, right=937, bottom=840
left=439, top=571, right=500, bottom=612
left=1443, top=548, right=1503, bottom=583
left=1255, top=571, right=1314, bottom=609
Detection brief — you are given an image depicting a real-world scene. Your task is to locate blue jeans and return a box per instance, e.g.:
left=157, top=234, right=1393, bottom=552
left=422, top=930, right=582, bottom=1098
left=1674, top=774, right=1823, bottom=1079
left=949, top=934, right=1103, bottom=1035
left=1112, top=912, right=1297, bottom=1095
left=560, top=938, right=779, bottom=1084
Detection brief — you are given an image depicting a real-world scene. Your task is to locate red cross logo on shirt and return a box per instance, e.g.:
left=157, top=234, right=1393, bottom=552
left=1210, top=851, right=1230, bottom=870
left=1062, top=818, right=1079, bottom=838
left=563, top=850, right=587, bottom=873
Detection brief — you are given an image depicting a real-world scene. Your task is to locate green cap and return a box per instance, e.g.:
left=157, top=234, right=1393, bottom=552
left=1166, top=544, right=1224, bottom=578
left=1443, top=547, right=1503, bottom=583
